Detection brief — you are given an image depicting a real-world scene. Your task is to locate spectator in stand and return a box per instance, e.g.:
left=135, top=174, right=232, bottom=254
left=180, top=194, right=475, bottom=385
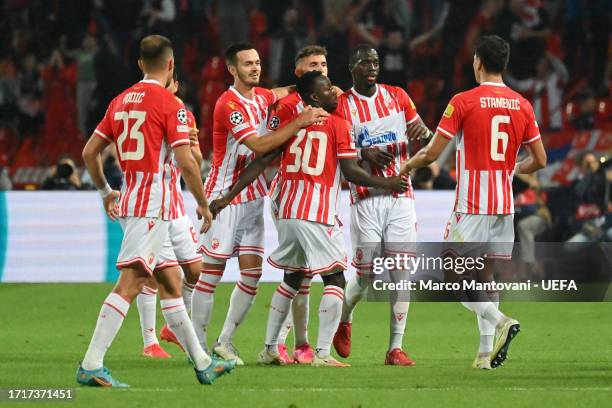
left=41, top=156, right=82, bottom=190
left=377, top=28, right=411, bottom=87
left=143, top=0, right=177, bottom=37
left=0, top=166, right=12, bottom=190
left=103, top=151, right=122, bottom=190
left=67, top=34, right=98, bottom=137
left=318, top=5, right=352, bottom=90
left=269, top=7, right=310, bottom=87
left=506, top=52, right=569, bottom=131
left=16, top=54, right=44, bottom=138
left=571, top=88, right=596, bottom=131
left=206, top=0, right=251, bottom=52
left=412, top=163, right=456, bottom=190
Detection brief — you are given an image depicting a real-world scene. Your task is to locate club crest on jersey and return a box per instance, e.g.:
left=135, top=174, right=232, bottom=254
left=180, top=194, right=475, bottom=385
left=384, top=97, right=395, bottom=111
left=229, top=111, right=244, bottom=125
left=269, top=116, right=280, bottom=129
left=177, top=108, right=188, bottom=124
left=211, top=238, right=220, bottom=250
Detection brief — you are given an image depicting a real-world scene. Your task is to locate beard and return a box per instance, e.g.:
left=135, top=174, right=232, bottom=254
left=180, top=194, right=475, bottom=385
left=238, top=70, right=260, bottom=86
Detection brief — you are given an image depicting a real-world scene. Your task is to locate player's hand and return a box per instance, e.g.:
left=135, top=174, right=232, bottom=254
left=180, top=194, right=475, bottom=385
left=384, top=175, right=409, bottom=193
left=197, top=204, right=213, bottom=233
left=209, top=195, right=230, bottom=219
left=295, top=106, right=329, bottom=128
left=361, top=147, right=394, bottom=169
left=189, top=127, right=199, bottom=145
left=103, top=191, right=120, bottom=221
left=406, top=121, right=431, bottom=141
left=399, top=161, right=411, bottom=176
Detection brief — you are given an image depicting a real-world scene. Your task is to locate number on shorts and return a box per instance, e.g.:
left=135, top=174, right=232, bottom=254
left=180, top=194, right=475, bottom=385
left=189, top=226, right=198, bottom=243
left=490, top=115, right=510, bottom=162
left=115, top=111, right=147, bottom=161
left=286, top=130, right=327, bottom=176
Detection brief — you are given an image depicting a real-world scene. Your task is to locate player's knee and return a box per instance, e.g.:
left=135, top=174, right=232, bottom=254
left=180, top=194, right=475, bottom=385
left=322, top=270, right=346, bottom=288
left=283, top=271, right=305, bottom=291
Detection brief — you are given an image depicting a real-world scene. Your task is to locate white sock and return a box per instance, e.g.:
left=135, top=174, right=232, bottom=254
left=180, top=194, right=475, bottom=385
left=182, top=280, right=194, bottom=315
left=161, top=298, right=211, bottom=371
left=462, top=301, right=504, bottom=326
left=277, top=310, right=293, bottom=345
left=477, top=291, right=499, bottom=353
left=265, top=282, right=298, bottom=351
left=340, top=274, right=367, bottom=323
left=136, top=286, right=159, bottom=347
left=292, top=273, right=312, bottom=346
left=316, top=285, right=344, bottom=357
left=389, top=300, right=409, bottom=350
left=82, top=293, right=130, bottom=370
left=192, top=268, right=223, bottom=351
left=218, top=267, right=262, bottom=344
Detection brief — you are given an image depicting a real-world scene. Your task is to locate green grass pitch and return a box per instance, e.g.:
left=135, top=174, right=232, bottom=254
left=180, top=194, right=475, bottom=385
left=1, top=283, right=611, bottom=407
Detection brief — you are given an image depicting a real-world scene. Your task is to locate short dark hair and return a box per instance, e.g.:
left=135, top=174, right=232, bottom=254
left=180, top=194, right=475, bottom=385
left=474, top=35, right=510, bottom=74
left=172, top=68, right=178, bottom=82
left=349, top=44, right=377, bottom=69
left=225, top=42, right=256, bottom=66
left=294, top=45, right=327, bottom=65
left=139, top=35, right=173, bottom=71
left=296, top=70, right=324, bottom=103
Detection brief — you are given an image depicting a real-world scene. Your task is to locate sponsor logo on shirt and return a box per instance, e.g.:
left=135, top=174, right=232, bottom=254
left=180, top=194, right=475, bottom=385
left=356, top=126, right=397, bottom=147
left=443, top=104, right=454, bottom=118
left=232, top=123, right=250, bottom=133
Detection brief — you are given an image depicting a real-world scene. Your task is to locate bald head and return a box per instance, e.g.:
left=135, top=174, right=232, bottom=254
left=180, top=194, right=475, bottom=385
left=139, top=35, right=174, bottom=72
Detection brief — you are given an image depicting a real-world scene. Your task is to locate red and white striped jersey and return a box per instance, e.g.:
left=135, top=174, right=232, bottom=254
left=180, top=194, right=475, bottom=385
left=336, top=84, right=418, bottom=203
left=267, top=92, right=305, bottom=206
left=437, top=82, right=541, bottom=215
left=94, top=79, right=191, bottom=220
left=275, top=111, right=357, bottom=226
left=204, top=86, right=277, bottom=204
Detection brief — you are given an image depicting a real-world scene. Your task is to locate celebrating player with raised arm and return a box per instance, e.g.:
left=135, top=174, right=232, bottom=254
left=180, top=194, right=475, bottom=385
left=77, top=35, right=235, bottom=387
left=400, top=35, right=547, bottom=369
left=253, top=71, right=408, bottom=366
left=192, top=43, right=329, bottom=364
left=332, top=45, right=430, bottom=366
left=209, top=45, right=336, bottom=365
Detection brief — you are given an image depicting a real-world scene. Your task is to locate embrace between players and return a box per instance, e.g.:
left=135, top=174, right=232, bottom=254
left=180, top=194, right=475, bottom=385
left=76, top=33, right=547, bottom=387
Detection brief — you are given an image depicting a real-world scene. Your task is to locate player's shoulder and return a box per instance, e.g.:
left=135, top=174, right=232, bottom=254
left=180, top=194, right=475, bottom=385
left=329, top=112, right=351, bottom=128
left=278, top=91, right=301, bottom=106
left=378, top=83, right=405, bottom=97
left=215, top=88, right=242, bottom=112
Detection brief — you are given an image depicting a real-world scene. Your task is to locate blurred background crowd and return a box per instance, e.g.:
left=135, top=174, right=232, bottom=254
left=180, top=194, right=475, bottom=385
left=0, top=0, right=610, bottom=245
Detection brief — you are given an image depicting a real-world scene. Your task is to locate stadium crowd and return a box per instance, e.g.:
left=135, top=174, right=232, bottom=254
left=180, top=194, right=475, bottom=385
left=0, top=0, right=610, bottom=243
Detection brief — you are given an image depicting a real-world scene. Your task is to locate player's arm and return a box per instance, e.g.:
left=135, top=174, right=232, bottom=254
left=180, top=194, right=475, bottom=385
left=340, top=158, right=408, bottom=193
left=272, top=85, right=296, bottom=100
left=406, top=116, right=433, bottom=141
left=173, top=144, right=212, bottom=232
left=189, top=127, right=203, bottom=168
left=515, top=138, right=547, bottom=174
left=242, top=106, right=329, bottom=156
left=82, top=135, right=119, bottom=220
left=209, top=149, right=283, bottom=218
left=399, top=132, right=450, bottom=175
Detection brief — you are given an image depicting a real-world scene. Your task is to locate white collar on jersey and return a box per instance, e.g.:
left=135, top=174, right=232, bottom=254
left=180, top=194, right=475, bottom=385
left=229, top=86, right=258, bottom=105
left=480, top=81, right=506, bottom=87
left=350, top=84, right=379, bottom=100
left=140, top=78, right=164, bottom=87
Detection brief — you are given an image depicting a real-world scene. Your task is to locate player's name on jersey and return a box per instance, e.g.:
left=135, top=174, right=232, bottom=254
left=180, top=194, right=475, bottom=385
left=372, top=279, right=578, bottom=292
left=122, top=92, right=146, bottom=105
left=479, top=97, right=521, bottom=110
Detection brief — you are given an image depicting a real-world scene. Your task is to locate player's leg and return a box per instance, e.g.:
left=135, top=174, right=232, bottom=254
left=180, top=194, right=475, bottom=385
left=259, top=271, right=305, bottom=364
left=136, top=275, right=171, bottom=358
left=383, top=197, right=416, bottom=366
left=472, top=259, right=498, bottom=369
left=335, top=198, right=382, bottom=358
left=215, top=199, right=265, bottom=364
left=78, top=265, right=149, bottom=387
left=155, top=265, right=235, bottom=383
left=291, top=272, right=314, bottom=364
left=276, top=299, right=294, bottom=362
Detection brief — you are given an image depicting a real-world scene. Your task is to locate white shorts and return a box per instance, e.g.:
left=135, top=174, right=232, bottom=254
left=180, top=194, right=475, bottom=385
left=156, top=215, right=201, bottom=269
left=116, top=217, right=170, bottom=275
left=268, top=218, right=347, bottom=276
left=351, top=196, right=417, bottom=272
left=443, top=212, right=514, bottom=259
left=197, top=198, right=265, bottom=263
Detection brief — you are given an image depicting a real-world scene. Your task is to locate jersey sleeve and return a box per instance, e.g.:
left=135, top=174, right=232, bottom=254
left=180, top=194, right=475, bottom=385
left=218, top=99, right=258, bottom=143
left=258, top=87, right=278, bottom=107
left=436, top=93, right=464, bottom=140
left=521, top=100, right=541, bottom=145
left=93, top=105, right=114, bottom=144
left=335, top=118, right=357, bottom=159
left=267, top=100, right=295, bottom=131
left=164, top=97, right=191, bottom=148
left=394, top=87, right=420, bottom=124
left=187, top=110, right=199, bottom=145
